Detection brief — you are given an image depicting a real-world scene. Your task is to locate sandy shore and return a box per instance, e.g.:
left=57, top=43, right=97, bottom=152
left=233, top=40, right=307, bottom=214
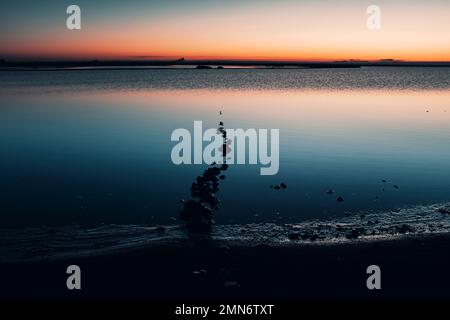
left=1, top=232, right=449, bottom=299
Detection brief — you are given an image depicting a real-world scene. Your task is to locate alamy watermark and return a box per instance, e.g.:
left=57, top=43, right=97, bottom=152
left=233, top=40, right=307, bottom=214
left=171, top=121, right=279, bottom=175
left=366, top=5, right=381, bottom=30
left=66, top=5, right=81, bottom=30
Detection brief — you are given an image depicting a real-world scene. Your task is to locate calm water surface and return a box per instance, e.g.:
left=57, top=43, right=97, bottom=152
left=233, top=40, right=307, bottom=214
left=1, top=67, right=449, bottom=228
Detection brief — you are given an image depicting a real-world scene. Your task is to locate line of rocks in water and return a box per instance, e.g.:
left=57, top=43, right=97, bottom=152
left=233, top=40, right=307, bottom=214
left=179, top=116, right=229, bottom=232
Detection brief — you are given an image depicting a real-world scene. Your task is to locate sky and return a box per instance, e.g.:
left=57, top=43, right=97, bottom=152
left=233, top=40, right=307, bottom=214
left=0, top=0, right=449, bottom=61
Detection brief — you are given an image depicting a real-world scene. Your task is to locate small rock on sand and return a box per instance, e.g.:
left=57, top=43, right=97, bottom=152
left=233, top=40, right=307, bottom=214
left=337, top=196, right=344, bottom=202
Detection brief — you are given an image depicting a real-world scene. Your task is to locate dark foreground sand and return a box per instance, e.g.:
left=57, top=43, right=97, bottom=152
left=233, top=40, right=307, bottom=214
left=1, top=233, right=449, bottom=300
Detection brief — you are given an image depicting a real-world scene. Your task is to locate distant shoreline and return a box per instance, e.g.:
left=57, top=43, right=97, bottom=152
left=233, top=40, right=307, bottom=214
left=1, top=60, right=450, bottom=71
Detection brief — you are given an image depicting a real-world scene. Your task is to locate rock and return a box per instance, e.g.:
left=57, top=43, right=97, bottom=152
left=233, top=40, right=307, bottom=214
left=394, top=224, right=414, bottom=234
left=346, top=228, right=363, bottom=239
left=326, top=189, right=335, bottom=194
left=280, top=182, right=287, bottom=189
left=382, top=179, right=387, bottom=183
left=193, top=269, right=207, bottom=276
left=288, top=233, right=300, bottom=240
left=394, top=185, right=399, bottom=189
left=156, top=226, right=166, bottom=233
left=219, top=175, right=225, bottom=180
left=337, top=196, right=344, bottom=202
left=274, top=185, right=281, bottom=190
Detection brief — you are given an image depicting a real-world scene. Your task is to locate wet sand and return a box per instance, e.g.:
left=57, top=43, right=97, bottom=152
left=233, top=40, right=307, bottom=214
left=1, top=232, right=449, bottom=300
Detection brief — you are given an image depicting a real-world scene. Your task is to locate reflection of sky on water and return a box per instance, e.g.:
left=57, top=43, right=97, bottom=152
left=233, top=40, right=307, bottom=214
left=0, top=70, right=449, bottom=228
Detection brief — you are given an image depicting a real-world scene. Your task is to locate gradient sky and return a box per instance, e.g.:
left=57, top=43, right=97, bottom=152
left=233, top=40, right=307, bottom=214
left=1, top=0, right=449, bottom=61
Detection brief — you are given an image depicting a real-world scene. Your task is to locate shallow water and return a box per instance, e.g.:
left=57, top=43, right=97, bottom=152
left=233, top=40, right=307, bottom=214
left=0, top=67, right=450, bottom=228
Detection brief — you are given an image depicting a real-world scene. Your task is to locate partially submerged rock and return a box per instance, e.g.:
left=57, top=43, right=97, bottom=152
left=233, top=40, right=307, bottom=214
left=179, top=119, right=229, bottom=232
left=437, top=207, right=450, bottom=214
left=346, top=228, right=364, bottom=239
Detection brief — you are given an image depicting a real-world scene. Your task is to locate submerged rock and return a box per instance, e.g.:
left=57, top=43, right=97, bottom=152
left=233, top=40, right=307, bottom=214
left=437, top=207, right=450, bottom=214
left=337, top=196, right=344, bottom=202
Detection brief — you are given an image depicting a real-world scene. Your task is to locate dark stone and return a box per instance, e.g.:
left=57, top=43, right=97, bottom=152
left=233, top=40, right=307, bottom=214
left=156, top=226, right=166, bottom=233
left=280, top=182, right=287, bottom=189
left=219, top=175, right=225, bottom=180
left=437, top=207, right=450, bottom=214
left=346, top=228, right=363, bottom=239
left=288, top=233, right=300, bottom=240
left=326, top=189, right=335, bottom=194
left=337, top=196, right=344, bottom=202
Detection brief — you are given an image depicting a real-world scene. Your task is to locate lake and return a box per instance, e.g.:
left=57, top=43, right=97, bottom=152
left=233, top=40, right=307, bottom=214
left=1, top=67, right=450, bottom=228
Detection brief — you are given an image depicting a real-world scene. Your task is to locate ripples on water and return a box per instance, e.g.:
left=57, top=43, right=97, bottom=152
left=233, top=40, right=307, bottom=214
left=1, top=67, right=450, bottom=94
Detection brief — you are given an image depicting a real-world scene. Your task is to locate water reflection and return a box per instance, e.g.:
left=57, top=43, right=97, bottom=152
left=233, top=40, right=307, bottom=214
left=0, top=70, right=449, bottom=228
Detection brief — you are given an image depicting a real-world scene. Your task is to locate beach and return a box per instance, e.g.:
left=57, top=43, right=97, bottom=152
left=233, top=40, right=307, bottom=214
left=1, top=231, right=449, bottom=299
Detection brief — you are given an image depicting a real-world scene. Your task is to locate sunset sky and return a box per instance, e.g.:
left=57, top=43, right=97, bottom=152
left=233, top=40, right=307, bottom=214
left=1, top=0, right=449, bottom=61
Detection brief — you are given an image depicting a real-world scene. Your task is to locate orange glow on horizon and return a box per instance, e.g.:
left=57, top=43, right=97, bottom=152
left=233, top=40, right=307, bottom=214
left=1, top=2, right=449, bottom=62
